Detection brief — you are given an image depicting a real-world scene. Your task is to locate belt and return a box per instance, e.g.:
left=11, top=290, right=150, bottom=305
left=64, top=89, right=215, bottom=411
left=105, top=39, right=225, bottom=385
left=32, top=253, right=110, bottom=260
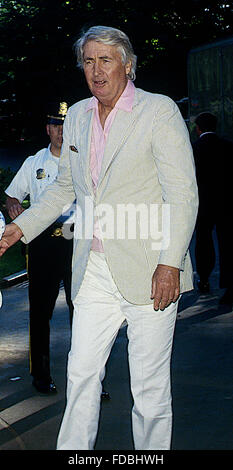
left=50, top=222, right=74, bottom=238
left=51, top=227, right=63, bottom=237
left=51, top=223, right=64, bottom=238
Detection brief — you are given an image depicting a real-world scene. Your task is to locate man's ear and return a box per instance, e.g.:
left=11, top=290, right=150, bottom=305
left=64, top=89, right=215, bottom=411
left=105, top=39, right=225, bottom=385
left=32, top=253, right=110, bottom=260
left=125, top=60, right=132, bottom=76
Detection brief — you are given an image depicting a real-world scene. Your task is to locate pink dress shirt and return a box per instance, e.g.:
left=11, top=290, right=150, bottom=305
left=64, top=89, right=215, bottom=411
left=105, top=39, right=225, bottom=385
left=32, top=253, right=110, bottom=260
left=86, top=79, right=135, bottom=251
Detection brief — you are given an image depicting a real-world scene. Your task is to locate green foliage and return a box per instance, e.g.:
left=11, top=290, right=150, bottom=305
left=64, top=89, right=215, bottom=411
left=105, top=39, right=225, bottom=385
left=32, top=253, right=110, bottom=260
left=0, top=241, right=26, bottom=280
left=0, top=0, right=232, bottom=140
left=0, top=166, right=26, bottom=279
left=0, top=167, right=15, bottom=214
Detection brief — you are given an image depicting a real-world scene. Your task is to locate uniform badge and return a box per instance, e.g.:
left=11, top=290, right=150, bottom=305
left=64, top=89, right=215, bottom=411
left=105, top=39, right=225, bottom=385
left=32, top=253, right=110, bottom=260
left=36, top=168, right=46, bottom=179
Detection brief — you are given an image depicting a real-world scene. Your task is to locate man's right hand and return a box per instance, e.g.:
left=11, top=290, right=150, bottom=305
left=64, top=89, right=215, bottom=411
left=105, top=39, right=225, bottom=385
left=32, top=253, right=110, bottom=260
left=0, top=223, right=23, bottom=257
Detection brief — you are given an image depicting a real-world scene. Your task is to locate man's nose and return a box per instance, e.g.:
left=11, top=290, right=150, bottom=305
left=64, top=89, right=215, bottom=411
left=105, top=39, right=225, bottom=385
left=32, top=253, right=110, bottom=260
left=93, top=61, right=101, bottom=75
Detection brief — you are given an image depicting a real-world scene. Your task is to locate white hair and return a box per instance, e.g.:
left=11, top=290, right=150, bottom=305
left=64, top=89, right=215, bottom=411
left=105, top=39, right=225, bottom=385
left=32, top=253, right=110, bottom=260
left=73, top=25, right=137, bottom=81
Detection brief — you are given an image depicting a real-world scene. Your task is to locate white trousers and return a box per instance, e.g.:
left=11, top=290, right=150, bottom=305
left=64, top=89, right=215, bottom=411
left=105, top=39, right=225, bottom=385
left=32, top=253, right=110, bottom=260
left=57, top=251, right=178, bottom=450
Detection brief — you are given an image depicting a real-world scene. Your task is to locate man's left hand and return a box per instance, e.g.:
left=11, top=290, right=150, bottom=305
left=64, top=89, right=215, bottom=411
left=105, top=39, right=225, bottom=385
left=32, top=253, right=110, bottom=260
left=151, top=264, right=180, bottom=311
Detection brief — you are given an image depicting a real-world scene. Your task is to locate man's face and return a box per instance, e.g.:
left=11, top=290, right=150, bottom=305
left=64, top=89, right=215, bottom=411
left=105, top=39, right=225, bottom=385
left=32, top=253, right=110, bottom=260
left=46, top=123, right=63, bottom=151
left=83, top=40, right=131, bottom=108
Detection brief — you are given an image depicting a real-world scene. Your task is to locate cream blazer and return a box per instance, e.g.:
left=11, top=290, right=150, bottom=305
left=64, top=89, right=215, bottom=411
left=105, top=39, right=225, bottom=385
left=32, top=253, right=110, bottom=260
left=16, top=87, right=198, bottom=304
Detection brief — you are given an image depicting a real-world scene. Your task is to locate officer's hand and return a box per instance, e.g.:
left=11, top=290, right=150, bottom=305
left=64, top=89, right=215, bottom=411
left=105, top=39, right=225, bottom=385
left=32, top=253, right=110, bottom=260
left=0, top=223, right=23, bottom=257
left=6, top=198, right=24, bottom=220
left=151, top=264, right=180, bottom=311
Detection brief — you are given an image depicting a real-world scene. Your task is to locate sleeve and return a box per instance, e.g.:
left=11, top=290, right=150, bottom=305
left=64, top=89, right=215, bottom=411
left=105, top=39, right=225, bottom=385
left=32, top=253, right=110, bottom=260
left=151, top=96, right=199, bottom=269
left=5, top=158, right=32, bottom=203
left=12, top=109, right=76, bottom=243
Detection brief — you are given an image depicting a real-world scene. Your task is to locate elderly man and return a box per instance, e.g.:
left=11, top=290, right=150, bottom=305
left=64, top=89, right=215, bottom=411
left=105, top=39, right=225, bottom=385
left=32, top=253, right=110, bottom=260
left=0, top=26, right=198, bottom=450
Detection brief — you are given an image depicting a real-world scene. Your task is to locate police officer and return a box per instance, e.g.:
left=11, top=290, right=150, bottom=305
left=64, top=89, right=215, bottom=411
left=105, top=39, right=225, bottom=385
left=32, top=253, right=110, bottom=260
left=5, top=102, right=74, bottom=393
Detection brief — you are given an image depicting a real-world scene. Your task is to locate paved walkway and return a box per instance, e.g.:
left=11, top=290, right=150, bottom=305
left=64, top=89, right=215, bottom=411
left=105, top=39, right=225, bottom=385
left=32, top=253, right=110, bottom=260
left=0, top=241, right=233, bottom=456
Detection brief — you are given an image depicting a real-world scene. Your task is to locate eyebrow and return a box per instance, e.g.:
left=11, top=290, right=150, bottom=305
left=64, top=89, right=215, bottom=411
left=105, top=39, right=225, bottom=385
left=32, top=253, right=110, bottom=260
left=99, top=55, right=112, bottom=60
left=84, top=55, right=113, bottom=61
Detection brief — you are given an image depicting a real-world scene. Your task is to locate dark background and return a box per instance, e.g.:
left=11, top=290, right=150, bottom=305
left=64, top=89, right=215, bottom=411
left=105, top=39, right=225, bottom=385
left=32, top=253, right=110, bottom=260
left=0, top=0, right=232, bottom=148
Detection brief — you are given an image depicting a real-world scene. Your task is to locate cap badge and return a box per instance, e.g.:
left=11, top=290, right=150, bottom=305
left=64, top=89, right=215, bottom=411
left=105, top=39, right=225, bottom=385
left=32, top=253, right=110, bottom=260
left=59, top=102, right=68, bottom=117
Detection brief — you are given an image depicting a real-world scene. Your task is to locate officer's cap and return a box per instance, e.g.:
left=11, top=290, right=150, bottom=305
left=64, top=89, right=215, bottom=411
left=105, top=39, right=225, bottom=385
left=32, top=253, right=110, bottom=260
left=47, top=101, right=68, bottom=125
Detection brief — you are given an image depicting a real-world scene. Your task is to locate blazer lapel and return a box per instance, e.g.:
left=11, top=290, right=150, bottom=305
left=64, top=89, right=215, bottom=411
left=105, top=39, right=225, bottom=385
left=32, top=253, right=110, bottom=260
left=79, top=110, right=94, bottom=195
left=98, top=98, right=141, bottom=186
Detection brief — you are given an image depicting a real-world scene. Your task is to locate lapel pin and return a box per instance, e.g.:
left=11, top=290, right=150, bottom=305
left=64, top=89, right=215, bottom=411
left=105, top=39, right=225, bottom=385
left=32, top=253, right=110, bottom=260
left=69, top=145, right=78, bottom=153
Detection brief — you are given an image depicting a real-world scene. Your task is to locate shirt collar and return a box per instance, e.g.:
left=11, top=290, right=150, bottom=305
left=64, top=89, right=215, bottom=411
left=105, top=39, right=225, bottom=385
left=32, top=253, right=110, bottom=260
left=47, top=144, right=59, bottom=163
left=86, top=79, right=135, bottom=113
left=45, top=144, right=52, bottom=160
